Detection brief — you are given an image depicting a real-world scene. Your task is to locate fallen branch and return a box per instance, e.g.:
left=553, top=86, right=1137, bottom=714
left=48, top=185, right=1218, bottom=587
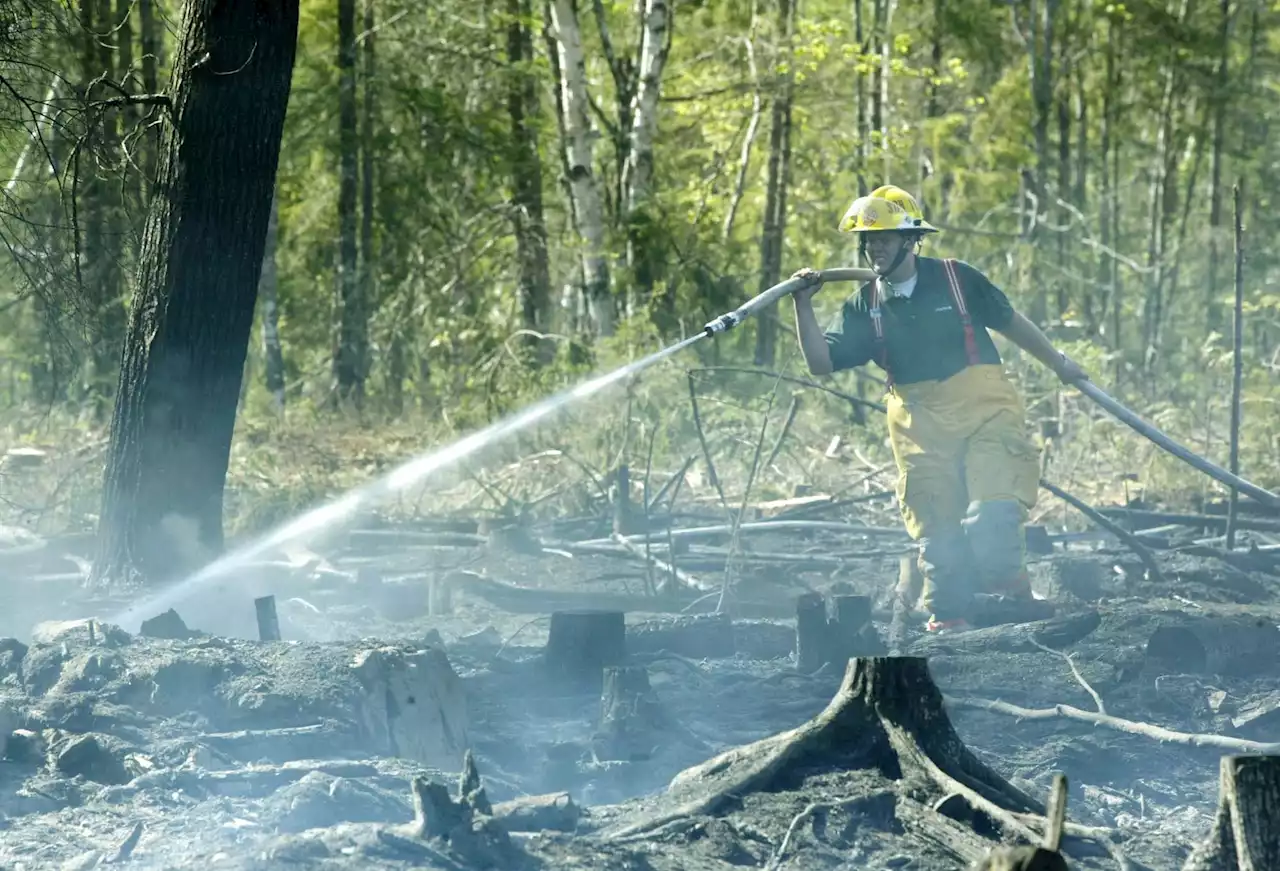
left=1030, top=640, right=1107, bottom=715
left=611, top=534, right=715, bottom=592
left=1038, top=479, right=1167, bottom=585
left=584, top=519, right=908, bottom=548
left=1096, top=507, right=1280, bottom=535
left=948, top=696, right=1280, bottom=754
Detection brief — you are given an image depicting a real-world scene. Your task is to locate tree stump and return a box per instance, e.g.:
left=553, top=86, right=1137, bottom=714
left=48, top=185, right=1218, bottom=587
left=795, top=593, right=830, bottom=673
left=608, top=656, right=1046, bottom=847
left=829, top=594, right=887, bottom=660
left=594, top=665, right=667, bottom=761
left=1183, top=754, right=1280, bottom=871
left=795, top=593, right=885, bottom=673
left=544, top=610, right=626, bottom=689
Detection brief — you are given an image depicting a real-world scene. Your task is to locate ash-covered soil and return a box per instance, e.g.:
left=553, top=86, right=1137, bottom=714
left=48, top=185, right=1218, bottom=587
left=2, top=511, right=1279, bottom=870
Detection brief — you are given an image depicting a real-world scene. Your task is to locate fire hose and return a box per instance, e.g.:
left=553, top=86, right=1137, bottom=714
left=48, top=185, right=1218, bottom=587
left=704, top=269, right=1280, bottom=510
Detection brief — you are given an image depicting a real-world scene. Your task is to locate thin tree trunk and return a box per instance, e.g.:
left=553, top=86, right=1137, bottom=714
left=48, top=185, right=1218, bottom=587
left=869, top=0, right=883, bottom=177
left=260, top=190, right=286, bottom=411
left=360, top=0, right=377, bottom=386
left=623, top=0, right=671, bottom=310
left=1141, top=0, right=1189, bottom=373
left=1023, top=0, right=1058, bottom=324
left=507, top=0, right=552, bottom=348
left=853, top=0, right=867, bottom=195
left=1054, top=2, right=1071, bottom=320
left=752, top=0, right=795, bottom=368
left=1206, top=0, right=1230, bottom=333
left=137, top=0, right=160, bottom=191
left=1074, top=16, right=1090, bottom=333
left=91, top=0, right=300, bottom=588
left=877, top=0, right=894, bottom=180
left=722, top=7, right=761, bottom=243
left=550, top=0, right=613, bottom=336
left=332, top=0, right=364, bottom=405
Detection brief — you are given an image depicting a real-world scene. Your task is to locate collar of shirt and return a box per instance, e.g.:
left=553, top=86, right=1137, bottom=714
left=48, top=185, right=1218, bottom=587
left=885, top=272, right=918, bottom=299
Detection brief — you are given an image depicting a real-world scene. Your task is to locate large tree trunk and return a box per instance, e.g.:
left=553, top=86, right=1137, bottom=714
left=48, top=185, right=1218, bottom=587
left=260, top=190, right=286, bottom=411
left=332, top=0, right=366, bottom=404
left=507, top=0, right=552, bottom=350
left=549, top=0, right=613, bottom=337
left=622, top=0, right=671, bottom=310
left=752, top=0, right=795, bottom=368
left=90, top=0, right=300, bottom=588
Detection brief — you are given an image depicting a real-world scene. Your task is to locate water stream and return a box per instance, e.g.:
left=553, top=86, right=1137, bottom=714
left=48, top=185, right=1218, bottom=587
left=110, top=334, right=707, bottom=628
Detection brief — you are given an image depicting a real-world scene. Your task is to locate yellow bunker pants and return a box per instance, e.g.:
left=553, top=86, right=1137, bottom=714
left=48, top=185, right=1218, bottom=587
left=885, top=365, right=1041, bottom=620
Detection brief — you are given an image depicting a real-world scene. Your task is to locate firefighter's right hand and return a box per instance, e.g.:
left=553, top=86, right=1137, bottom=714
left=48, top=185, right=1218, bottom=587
left=791, top=267, right=823, bottom=301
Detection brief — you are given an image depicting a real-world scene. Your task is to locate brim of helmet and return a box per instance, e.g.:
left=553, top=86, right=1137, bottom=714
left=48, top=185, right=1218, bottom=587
left=838, top=223, right=940, bottom=234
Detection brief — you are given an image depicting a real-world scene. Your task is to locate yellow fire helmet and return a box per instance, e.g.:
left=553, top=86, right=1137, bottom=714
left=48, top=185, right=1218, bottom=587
left=838, top=186, right=938, bottom=234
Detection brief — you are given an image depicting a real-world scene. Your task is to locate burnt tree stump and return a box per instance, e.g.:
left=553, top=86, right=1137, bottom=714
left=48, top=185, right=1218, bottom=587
left=544, top=610, right=626, bottom=689
left=795, top=593, right=830, bottom=672
left=607, top=656, right=1093, bottom=860
left=795, top=593, right=886, bottom=672
left=1183, top=754, right=1280, bottom=871
left=594, top=665, right=667, bottom=761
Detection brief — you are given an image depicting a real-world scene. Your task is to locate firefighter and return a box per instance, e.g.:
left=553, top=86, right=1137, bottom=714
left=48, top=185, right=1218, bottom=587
left=791, top=185, right=1087, bottom=633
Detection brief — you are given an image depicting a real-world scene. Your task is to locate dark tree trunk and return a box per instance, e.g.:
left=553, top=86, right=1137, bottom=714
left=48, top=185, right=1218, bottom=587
left=507, top=0, right=552, bottom=354
left=332, top=0, right=365, bottom=405
left=90, top=0, right=300, bottom=588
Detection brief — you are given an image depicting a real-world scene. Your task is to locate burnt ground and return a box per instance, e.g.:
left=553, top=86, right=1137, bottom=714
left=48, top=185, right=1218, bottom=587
left=2, top=507, right=1280, bottom=870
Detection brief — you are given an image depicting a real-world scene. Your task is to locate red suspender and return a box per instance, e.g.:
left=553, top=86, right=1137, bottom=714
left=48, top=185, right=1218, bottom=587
left=941, top=258, right=981, bottom=367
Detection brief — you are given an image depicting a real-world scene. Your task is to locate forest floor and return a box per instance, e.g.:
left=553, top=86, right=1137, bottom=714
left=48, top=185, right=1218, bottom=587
left=2, top=491, right=1280, bottom=870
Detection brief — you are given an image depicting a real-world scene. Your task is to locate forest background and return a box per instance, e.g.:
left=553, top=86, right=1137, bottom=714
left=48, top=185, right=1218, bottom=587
left=0, top=0, right=1276, bottom=549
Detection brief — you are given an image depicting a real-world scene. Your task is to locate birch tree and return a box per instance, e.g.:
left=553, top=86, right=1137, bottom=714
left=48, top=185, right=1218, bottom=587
left=622, top=0, right=672, bottom=305
left=550, top=0, right=612, bottom=336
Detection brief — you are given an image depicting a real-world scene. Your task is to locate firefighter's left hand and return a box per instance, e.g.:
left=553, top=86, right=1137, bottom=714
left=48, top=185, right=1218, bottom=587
left=1053, top=352, right=1088, bottom=385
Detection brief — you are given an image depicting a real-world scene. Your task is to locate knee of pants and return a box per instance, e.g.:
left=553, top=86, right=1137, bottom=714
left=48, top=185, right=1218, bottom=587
left=918, top=529, right=973, bottom=579
left=963, top=498, right=1025, bottom=579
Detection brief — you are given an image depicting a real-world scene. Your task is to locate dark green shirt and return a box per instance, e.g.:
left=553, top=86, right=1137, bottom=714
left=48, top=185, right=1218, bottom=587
left=824, top=257, right=1014, bottom=385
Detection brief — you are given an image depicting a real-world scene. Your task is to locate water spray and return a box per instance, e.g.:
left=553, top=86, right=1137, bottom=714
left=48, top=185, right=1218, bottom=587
left=111, top=268, right=876, bottom=629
